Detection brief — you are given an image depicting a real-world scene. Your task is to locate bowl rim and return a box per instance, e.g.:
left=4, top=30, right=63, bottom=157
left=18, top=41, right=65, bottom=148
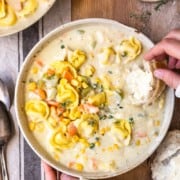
left=15, top=18, right=175, bottom=179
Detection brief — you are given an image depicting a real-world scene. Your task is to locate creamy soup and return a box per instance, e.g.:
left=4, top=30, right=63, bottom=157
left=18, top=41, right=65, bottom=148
left=24, top=24, right=165, bottom=172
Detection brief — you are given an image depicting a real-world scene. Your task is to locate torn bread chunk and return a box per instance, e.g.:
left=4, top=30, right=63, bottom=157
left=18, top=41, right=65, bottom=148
left=151, top=130, right=180, bottom=180
left=125, top=60, right=166, bottom=105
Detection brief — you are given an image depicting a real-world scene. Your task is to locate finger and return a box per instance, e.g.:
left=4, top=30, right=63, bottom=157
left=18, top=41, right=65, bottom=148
left=168, top=56, right=178, bottom=69
left=154, top=69, right=180, bottom=89
left=144, top=38, right=180, bottom=61
left=176, top=60, right=180, bottom=69
left=42, top=161, right=57, bottom=180
left=165, top=29, right=180, bottom=41
left=60, top=173, right=78, bottom=180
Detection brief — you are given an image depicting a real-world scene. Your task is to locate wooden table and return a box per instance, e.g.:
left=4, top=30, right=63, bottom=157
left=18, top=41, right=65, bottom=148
left=0, top=0, right=179, bottom=180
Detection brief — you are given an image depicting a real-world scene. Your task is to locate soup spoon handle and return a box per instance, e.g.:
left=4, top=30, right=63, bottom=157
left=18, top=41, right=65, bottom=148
left=0, top=146, right=8, bottom=180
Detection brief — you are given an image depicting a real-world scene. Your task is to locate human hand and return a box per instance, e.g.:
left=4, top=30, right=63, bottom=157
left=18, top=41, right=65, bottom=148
left=144, top=29, right=180, bottom=89
left=42, top=161, right=78, bottom=180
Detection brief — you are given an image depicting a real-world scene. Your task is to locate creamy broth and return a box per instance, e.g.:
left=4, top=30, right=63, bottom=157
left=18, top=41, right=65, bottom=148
left=24, top=24, right=165, bottom=172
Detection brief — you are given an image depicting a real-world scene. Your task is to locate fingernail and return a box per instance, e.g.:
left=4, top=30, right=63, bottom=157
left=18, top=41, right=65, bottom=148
left=154, top=70, right=163, bottom=79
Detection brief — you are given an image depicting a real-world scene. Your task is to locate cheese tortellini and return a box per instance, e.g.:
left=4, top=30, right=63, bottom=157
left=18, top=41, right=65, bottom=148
left=56, top=78, right=79, bottom=108
left=68, top=50, right=87, bottom=69
left=88, top=92, right=106, bottom=106
left=111, top=120, right=132, bottom=146
left=98, top=47, right=115, bottom=65
left=17, top=0, right=38, bottom=17
left=0, top=2, right=17, bottom=26
left=78, top=114, right=99, bottom=138
left=50, top=129, right=72, bottom=150
left=120, top=37, right=142, bottom=62
left=25, top=100, right=49, bottom=120
left=51, top=61, right=77, bottom=78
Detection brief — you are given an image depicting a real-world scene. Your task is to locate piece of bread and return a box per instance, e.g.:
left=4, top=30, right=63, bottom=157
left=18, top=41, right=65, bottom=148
left=125, top=60, right=166, bottom=105
left=151, top=130, right=180, bottom=180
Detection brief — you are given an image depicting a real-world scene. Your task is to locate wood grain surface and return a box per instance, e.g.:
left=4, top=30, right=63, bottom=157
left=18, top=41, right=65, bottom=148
left=72, top=0, right=180, bottom=180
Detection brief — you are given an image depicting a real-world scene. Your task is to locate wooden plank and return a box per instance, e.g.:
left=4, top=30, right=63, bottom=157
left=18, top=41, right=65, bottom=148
left=71, top=1, right=180, bottom=180
left=0, top=34, right=20, bottom=180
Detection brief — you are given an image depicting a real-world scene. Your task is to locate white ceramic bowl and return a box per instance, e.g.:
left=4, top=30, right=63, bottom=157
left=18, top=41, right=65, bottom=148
left=15, top=18, right=174, bottom=179
left=0, top=0, right=55, bottom=37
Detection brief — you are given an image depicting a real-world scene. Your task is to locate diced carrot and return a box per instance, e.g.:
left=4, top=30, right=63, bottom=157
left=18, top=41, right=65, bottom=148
left=47, top=69, right=55, bottom=76
left=81, top=103, right=99, bottom=114
left=68, top=162, right=75, bottom=168
left=91, top=158, right=98, bottom=170
left=62, top=69, right=74, bottom=81
left=35, top=88, right=46, bottom=99
left=67, top=123, right=78, bottom=136
left=36, top=59, right=44, bottom=67
left=56, top=106, right=65, bottom=116
left=46, top=100, right=59, bottom=107
left=136, top=131, right=147, bottom=138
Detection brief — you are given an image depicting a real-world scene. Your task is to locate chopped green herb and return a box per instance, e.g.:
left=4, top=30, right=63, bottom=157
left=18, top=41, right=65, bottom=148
left=61, top=101, right=72, bottom=108
left=28, top=78, right=34, bottom=82
left=108, top=70, right=113, bottom=74
left=81, top=87, right=92, bottom=97
left=137, top=113, right=144, bottom=117
left=98, top=85, right=104, bottom=92
left=61, top=44, right=65, bottom=49
left=129, top=117, right=134, bottom=125
left=114, top=121, right=120, bottom=124
left=92, top=40, right=97, bottom=48
left=92, top=83, right=98, bottom=89
left=95, top=137, right=100, bottom=141
left=77, top=29, right=85, bottom=34
left=89, top=143, right=95, bottom=149
left=117, top=104, right=123, bottom=109
left=37, top=80, right=45, bottom=89
left=88, top=120, right=96, bottom=126
left=121, top=51, right=127, bottom=57
left=99, top=114, right=107, bottom=120
left=154, top=0, right=169, bottom=11
left=108, top=115, right=114, bottom=119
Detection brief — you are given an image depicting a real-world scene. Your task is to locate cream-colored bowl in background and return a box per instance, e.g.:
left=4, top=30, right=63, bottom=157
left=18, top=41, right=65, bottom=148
left=15, top=19, right=174, bottom=180
left=0, top=0, right=55, bottom=37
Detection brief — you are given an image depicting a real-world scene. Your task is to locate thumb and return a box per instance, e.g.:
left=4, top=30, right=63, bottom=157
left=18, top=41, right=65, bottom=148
left=60, top=173, right=78, bottom=180
left=154, top=69, right=180, bottom=89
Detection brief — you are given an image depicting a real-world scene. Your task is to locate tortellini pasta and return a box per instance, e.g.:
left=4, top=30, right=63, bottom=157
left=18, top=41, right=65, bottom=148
left=68, top=50, right=86, bottom=69
left=120, top=37, right=142, bottom=62
left=69, top=106, right=81, bottom=120
left=98, top=47, right=115, bottom=65
left=50, top=130, right=72, bottom=150
left=51, top=61, right=77, bottom=78
left=56, top=78, right=79, bottom=108
left=111, top=120, right=132, bottom=146
left=25, top=100, right=49, bottom=120
left=17, top=0, right=38, bottom=17
left=78, top=114, right=99, bottom=138
left=0, top=3, right=17, bottom=26
left=88, top=92, right=106, bottom=106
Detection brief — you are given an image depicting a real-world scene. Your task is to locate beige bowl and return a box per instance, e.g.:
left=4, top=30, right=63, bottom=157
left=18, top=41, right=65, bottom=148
left=15, top=18, right=174, bottom=180
left=0, top=0, right=55, bottom=37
